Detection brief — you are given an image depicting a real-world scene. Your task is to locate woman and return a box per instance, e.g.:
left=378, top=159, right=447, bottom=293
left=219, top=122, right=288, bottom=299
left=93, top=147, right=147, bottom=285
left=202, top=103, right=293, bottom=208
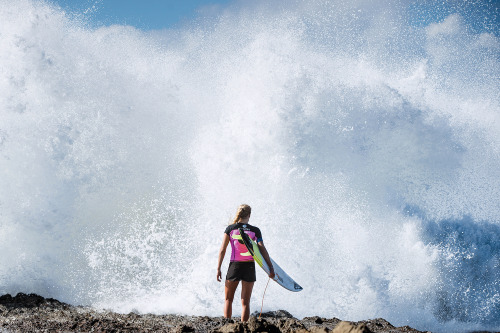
left=217, top=204, right=275, bottom=321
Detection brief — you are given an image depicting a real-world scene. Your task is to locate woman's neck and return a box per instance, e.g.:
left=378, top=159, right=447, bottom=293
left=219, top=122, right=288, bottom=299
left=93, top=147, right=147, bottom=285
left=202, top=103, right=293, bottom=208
left=238, top=217, right=250, bottom=224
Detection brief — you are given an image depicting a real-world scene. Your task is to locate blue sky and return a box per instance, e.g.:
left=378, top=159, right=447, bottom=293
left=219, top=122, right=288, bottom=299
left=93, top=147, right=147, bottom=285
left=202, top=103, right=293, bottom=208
left=50, top=0, right=499, bottom=34
left=49, top=0, right=234, bottom=30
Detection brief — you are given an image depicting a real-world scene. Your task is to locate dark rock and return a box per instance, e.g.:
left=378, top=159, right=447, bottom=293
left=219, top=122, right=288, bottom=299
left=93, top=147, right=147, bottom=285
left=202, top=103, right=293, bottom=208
left=176, top=324, right=196, bottom=332
left=0, top=293, right=444, bottom=333
left=257, top=309, right=295, bottom=318
left=0, top=292, right=67, bottom=309
left=312, top=316, right=324, bottom=324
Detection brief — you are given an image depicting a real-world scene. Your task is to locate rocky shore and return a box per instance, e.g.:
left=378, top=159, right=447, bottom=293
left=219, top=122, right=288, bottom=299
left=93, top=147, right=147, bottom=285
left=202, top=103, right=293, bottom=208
left=0, top=293, right=429, bottom=332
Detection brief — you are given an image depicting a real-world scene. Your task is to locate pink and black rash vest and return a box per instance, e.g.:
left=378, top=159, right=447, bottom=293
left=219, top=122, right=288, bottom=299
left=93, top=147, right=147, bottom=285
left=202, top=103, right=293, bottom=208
left=224, top=223, right=263, bottom=262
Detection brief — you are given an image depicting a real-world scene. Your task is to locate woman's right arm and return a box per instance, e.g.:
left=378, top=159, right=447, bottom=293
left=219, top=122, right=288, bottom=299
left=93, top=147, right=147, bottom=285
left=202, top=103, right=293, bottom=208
left=257, top=242, right=275, bottom=279
left=217, top=233, right=230, bottom=282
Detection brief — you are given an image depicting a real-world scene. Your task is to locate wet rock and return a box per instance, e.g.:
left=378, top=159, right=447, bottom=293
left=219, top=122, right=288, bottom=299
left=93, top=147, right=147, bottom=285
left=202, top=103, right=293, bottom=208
left=0, top=293, right=435, bottom=332
left=332, top=321, right=371, bottom=333
left=258, top=309, right=295, bottom=318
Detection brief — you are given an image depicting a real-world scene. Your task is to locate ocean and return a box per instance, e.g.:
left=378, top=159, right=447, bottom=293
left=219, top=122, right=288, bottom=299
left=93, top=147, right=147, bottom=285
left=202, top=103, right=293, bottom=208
left=0, top=0, right=499, bottom=332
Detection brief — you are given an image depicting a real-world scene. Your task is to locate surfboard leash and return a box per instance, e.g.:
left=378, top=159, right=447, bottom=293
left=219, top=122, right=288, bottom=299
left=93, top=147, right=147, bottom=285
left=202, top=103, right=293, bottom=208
left=259, top=277, right=271, bottom=320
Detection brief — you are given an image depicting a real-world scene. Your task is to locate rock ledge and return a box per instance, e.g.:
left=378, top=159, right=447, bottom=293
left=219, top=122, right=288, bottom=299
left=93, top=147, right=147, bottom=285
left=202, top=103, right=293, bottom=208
left=0, top=293, right=429, bottom=332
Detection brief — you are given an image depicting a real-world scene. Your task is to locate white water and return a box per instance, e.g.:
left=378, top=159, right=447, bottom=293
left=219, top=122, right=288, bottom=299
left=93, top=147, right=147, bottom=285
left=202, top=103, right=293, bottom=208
left=0, top=0, right=499, bottom=331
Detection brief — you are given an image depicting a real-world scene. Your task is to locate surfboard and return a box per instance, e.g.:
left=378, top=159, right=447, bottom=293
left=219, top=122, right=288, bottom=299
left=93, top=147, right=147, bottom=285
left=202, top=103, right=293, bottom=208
left=238, top=228, right=303, bottom=292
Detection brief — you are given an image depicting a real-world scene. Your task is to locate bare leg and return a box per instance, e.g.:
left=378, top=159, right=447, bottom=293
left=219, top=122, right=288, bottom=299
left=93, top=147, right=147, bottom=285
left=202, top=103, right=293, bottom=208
left=224, top=280, right=239, bottom=318
left=240, top=281, right=254, bottom=322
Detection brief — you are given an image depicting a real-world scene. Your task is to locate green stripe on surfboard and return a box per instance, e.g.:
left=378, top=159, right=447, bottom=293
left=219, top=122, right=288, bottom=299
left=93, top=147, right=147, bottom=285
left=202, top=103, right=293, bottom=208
left=238, top=228, right=303, bottom=292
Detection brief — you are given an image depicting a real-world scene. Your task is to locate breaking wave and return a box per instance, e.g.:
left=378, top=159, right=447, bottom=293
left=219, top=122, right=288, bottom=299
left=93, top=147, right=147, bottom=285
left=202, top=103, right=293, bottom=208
left=0, top=0, right=498, bottom=331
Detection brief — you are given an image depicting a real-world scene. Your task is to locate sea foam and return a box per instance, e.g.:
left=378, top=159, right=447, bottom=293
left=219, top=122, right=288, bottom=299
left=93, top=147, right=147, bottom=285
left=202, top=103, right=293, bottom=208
left=0, top=0, right=498, bottom=332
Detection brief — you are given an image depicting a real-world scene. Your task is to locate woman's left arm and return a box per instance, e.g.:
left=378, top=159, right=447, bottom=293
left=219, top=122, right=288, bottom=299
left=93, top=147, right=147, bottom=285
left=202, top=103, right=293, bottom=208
left=258, top=241, right=275, bottom=279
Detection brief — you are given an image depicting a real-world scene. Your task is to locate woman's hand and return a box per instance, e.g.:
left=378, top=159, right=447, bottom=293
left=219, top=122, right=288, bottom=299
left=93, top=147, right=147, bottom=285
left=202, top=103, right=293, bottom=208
left=269, top=267, right=275, bottom=279
left=217, top=268, right=222, bottom=282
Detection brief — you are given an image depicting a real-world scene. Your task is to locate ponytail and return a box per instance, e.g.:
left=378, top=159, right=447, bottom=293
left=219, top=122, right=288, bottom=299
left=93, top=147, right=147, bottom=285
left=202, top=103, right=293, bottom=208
left=232, top=204, right=251, bottom=224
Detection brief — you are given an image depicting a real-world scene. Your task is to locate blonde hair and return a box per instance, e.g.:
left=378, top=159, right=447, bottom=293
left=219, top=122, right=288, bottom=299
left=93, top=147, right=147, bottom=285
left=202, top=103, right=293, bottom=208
left=232, top=204, right=251, bottom=224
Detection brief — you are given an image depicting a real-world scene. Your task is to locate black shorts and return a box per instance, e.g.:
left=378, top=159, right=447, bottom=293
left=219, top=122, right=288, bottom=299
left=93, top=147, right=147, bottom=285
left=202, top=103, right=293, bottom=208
left=226, top=261, right=256, bottom=282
